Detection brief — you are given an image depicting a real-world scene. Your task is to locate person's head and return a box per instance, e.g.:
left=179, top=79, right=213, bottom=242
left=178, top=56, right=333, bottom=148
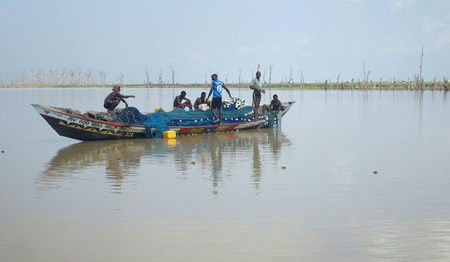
left=201, top=92, right=206, bottom=98
left=180, top=91, right=186, bottom=98
left=211, top=74, right=218, bottom=81
left=256, top=71, right=261, bottom=79
left=113, top=84, right=121, bottom=92
left=273, top=94, right=278, bottom=100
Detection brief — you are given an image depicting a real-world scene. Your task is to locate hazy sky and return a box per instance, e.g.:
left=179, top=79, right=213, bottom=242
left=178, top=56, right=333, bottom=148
left=1, top=0, right=449, bottom=84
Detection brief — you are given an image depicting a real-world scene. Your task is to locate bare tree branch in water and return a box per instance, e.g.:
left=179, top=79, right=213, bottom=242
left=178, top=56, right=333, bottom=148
left=158, top=69, right=163, bottom=86
left=169, top=63, right=176, bottom=87
left=419, top=46, right=425, bottom=90
left=116, top=73, right=124, bottom=86
left=337, top=73, right=341, bottom=90
left=362, top=61, right=371, bottom=90
left=300, top=70, right=304, bottom=89
left=263, top=68, right=266, bottom=83
left=237, top=68, right=242, bottom=84
left=269, top=64, right=273, bottom=84
left=144, top=67, right=150, bottom=88
left=288, top=67, right=293, bottom=83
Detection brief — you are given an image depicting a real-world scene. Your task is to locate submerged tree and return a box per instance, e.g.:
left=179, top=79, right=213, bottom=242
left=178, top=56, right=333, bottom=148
left=169, top=63, right=176, bottom=87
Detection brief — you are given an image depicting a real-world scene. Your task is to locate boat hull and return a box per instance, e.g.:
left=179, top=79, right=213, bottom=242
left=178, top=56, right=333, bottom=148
left=32, top=104, right=268, bottom=141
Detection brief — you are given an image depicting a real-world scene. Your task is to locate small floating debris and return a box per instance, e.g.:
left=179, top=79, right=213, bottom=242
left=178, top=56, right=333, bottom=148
left=373, top=171, right=378, bottom=174
left=191, top=161, right=196, bottom=165
left=282, top=165, right=286, bottom=170
left=1, top=150, right=4, bottom=153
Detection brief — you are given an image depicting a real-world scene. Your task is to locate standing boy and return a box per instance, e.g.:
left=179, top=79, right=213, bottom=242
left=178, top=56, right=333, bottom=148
left=250, top=71, right=265, bottom=119
left=206, top=74, right=232, bottom=125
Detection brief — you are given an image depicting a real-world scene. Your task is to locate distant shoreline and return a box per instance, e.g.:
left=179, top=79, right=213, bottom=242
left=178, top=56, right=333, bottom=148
left=0, top=81, right=448, bottom=91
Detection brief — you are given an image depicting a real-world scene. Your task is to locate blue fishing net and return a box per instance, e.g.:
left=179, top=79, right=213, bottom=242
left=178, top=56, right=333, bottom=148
left=150, top=106, right=255, bottom=127
left=111, top=107, right=146, bottom=124
left=110, top=107, right=168, bottom=138
left=111, top=98, right=275, bottom=138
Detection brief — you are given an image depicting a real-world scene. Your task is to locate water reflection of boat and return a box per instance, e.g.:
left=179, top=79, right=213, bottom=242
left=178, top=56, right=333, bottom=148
left=37, top=128, right=291, bottom=193
left=31, top=101, right=295, bottom=141
left=38, top=139, right=151, bottom=193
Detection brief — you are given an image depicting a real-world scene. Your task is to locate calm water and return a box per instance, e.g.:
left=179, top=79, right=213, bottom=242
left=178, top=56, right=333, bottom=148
left=0, top=88, right=449, bottom=262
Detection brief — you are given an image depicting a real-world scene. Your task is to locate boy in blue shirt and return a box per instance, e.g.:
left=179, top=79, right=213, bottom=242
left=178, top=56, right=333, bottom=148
left=206, top=74, right=232, bottom=125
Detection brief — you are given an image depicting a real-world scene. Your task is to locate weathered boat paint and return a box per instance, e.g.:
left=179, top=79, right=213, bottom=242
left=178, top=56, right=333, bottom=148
left=32, top=103, right=290, bottom=141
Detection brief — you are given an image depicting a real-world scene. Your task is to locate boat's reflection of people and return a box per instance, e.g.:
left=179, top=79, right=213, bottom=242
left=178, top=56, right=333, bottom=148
left=252, top=137, right=262, bottom=192
left=105, top=160, right=123, bottom=193
left=37, top=140, right=149, bottom=193
left=269, top=127, right=283, bottom=161
left=174, top=134, right=227, bottom=192
left=39, top=131, right=291, bottom=195
left=209, top=138, right=223, bottom=190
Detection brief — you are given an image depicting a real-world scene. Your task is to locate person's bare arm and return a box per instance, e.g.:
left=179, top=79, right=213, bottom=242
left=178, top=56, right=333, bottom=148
left=176, top=96, right=182, bottom=105
left=224, top=86, right=232, bottom=99
left=250, top=81, right=265, bottom=94
left=206, top=87, right=213, bottom=101
left=194, top=98, right=200, bottom=108
left=118, top=93, right=133, bottom=107
left=122, top=98, right=129, bottom=107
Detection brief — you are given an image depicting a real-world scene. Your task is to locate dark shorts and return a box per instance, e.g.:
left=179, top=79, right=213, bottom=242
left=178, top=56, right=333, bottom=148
left=253, top=91, right=261, bottom=104
left=211, top=97, right=222, bottom=109
left=104, top=101, right=112, bottom=109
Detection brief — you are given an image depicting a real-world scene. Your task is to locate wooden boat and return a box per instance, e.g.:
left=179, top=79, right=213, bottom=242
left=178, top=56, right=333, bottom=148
left=31, top=101, right=295, bottom=141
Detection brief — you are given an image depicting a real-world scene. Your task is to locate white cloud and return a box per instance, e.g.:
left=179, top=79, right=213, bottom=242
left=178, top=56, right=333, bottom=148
left=421, top=16, right=449, bottom=32
left=378, top=46, right=395, bottom=55
left=389, top=0, right=414, bottom=13
left=437, top=33, right=450, bottom=47
left=293, top=37, right=310, bottom=47
left=187, top=53, right=205, bottom=63
left=237, top=46, right=254, bottom=55
left=270, top=45, right=282, bottom=52
left=421, top=16, right=450, bottom=47
left=237, top=45, right=278, bottom=55
left=328, top=0, right=362, bottom=2
left=422, top=19, right=439, bottom=33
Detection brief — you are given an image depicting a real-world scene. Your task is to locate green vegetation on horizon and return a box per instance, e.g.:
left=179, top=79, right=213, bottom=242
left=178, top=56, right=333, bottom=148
left=1, top=80, right=448, bottom=91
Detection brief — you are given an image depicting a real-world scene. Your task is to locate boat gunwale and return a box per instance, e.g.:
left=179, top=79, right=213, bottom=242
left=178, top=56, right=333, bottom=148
left=32, top=104, right=126, bottom=127
left=32, top=103, right=267, bottom=130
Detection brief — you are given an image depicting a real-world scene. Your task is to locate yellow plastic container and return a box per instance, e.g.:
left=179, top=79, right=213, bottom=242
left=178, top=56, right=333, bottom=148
left=163, top=130, right=177, bottom=139
left=154, top=106, right=163, bottom=112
